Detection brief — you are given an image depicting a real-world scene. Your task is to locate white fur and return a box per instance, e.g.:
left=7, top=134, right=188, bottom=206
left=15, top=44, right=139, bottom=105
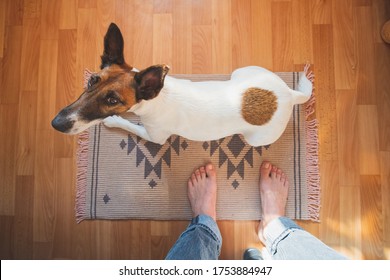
left=103, top=66, right=313, bottom=146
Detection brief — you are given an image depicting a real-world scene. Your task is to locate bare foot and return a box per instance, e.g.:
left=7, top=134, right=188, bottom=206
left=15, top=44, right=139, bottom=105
left=187, top=164, right=217, bottom=220
left=258, top=161, right=289, bottom=244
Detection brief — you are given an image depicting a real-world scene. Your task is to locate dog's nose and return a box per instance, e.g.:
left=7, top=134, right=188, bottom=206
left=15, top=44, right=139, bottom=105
left=51, top=115, right=74, bottom=133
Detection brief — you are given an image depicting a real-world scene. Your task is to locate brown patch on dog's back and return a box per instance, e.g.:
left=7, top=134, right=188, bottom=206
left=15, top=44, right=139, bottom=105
left=241, top=88, right=278, bottom=126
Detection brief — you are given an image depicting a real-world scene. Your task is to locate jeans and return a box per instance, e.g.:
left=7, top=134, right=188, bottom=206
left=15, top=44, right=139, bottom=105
left=165, top=215, right=346, bottom=260
left=165, top=215, right=222, bottom=260
left=261, top=217, right=347, bottom=260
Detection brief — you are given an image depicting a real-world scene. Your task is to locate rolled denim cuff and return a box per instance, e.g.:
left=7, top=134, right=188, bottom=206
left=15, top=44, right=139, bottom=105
left=263, top=217, right=301, bottom=255
left=189, top=215, right=222, bottom=249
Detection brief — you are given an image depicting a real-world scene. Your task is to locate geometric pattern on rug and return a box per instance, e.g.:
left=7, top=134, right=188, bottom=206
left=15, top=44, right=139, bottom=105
left=119, top=133, right=271, bottom=190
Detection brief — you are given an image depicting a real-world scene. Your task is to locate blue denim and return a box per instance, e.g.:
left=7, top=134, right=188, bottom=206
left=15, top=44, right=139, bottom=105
left=166, top=215, right=346, bottom=260
left=262, top=217, right=347, bottom=260
left=165, top=215, right=222, bottom=260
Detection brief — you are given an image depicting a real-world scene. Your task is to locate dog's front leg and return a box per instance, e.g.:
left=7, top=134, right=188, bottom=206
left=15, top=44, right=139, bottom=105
left=103, top=115, right=154, bottom=142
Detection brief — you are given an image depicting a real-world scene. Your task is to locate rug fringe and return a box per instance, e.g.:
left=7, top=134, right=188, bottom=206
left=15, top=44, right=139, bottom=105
left=75, top=130, right=89, bottom=223
left=305, top=89, right=321, bottom=222
left=74, top=72, right=92, bottom=223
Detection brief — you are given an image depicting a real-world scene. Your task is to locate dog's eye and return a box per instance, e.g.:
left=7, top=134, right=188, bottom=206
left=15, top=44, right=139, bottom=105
left=88, top=75, right=101, bottom=88
left=106, top=97, right=119, bottom=105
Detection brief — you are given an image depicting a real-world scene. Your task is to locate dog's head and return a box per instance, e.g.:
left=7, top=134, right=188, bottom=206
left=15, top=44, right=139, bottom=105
left=51, top=23, right=169, bottom=134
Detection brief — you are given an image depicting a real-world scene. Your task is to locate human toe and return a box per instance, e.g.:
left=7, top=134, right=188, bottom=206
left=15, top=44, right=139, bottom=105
left=260, top=161, right=272, bottom=178
left=205, top=163, right=216, bottom=179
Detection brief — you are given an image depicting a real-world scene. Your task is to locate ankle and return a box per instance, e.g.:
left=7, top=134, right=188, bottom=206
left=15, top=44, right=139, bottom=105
left=262, top=215, right=281, bottom=230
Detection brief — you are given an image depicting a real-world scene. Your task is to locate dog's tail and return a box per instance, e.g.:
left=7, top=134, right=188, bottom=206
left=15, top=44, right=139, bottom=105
left=291, top=64, right=314, bottom=105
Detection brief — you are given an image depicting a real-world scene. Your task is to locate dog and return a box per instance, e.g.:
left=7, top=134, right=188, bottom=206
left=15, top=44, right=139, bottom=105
left=52, top=23, right=314, bottom=147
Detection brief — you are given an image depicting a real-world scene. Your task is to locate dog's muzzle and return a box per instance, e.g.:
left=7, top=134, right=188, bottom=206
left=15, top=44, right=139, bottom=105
left=51, top=114, right=75, bottom=133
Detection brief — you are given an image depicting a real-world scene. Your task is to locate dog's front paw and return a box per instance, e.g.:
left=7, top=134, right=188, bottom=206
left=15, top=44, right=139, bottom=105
left=103, top=115, right=123, bottom=128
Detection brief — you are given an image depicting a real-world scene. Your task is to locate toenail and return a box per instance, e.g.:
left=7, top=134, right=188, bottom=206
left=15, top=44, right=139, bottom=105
left=264, top=162, right=270, bottom=168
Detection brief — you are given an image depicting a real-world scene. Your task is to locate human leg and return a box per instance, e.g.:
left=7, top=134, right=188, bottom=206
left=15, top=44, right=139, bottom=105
left=165, top=164, right=222, bottom=260
left=257, top=161, right=347, bottom=260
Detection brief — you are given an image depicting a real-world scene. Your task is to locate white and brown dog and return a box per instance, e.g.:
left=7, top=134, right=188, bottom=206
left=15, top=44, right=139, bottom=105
left=52, top=23, right=313, bottom=147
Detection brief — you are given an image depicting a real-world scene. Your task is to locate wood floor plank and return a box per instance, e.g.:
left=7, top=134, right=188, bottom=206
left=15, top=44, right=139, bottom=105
left=0, top=215, right=14, bottom=259
left=0, top=104, right=18, bottom=216
left=218, top=221, right=235, bottom=259
left=192, top=0, right=212, bottom=74
left=212, top=0, right=232, bottom=73
left=110, top=221, right=132, bottom=259
left=114, top=0, right=134, bottom=65
left=54, top=29, right=77, bottom=158
left=151, top=236, right=172, bottom=259
left=319, top=160, right=340, bottom=246
left=14, top=175, right=34, bottom=259
left=332, top=0, right=357, bottom=90
left=358, top=105, right=380, bottom=175
left=59, top=0, right=78, bottom=30
left=134, top=221, right=151, bottom=259
left=33, top=129, right=55, bottom=243
left=153, top=14, right=173, bottom=66
left=16, top=91, right=37, bottom=176
left=233, top=221, right=261, bottom=260
left=0, top=0, right=7, bottom=58
left=132, top=0, right=153, bottom=69
left=33, top=241, right=53, bottom=259
left=95, top=220, right=112, bottom=259
left=70, top=221, right=94, bottom=259
left=172, top=0, right=192, bottom=74
left=52, top=158, right=75, bottom=259
left=40, top=0, right=60, bottom=40
left=250, top=0, right=272, bottom=69
left=20, top=18, right=40, bottom=92
left=77, top=7, right=98, bottom=76
left=340, top=185, right=362, bottom=259
left=271, top=1, right=293, bottom=71
left=360, top=175, right=384, bottom=259
left=192, top=0, right=211, bottom=26
left=36, top=39, right=58, bottom=130
left=78, top=0, right=97, bottom=9
left=292, top=0, right=313, bottom=64
left=232, top=0, right=252, bottom=69
left=312, top=0, right=332, bottom=24
left=354, top=0, right=373, bottom=7
left=380, top=152, right=390, bottom=259
left=23, top=0, right=41, bottom=19
left=6, top=0, right=23, bottom=26
left=151, top=220, right=170, bottom=237
left=375, top=42, right=390, bottom=152
left=354, top=6, right=376, bottom=105
left=192, top=25, right=212, bottom=74
left=312, top=24, right=337, bottom=161
left=1, top=26, right=22, bottom=105
left=154, top=0, right=172, bottom=14
left=97, top=0, right=116, bottom=47
left=336, top=90, right=359, bottom=186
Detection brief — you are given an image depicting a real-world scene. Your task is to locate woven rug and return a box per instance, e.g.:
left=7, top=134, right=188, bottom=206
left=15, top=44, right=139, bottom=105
left=76, top=71, right=320, bottom=223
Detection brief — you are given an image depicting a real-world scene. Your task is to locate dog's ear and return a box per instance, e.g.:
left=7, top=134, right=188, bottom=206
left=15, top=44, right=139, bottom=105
left=134, top=65, right=170, bottom=101
left=100, top=23, right=125, bottom=69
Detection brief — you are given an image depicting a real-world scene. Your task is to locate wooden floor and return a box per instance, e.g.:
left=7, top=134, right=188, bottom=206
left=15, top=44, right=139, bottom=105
left=0, top=0, right=389, bottom=260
